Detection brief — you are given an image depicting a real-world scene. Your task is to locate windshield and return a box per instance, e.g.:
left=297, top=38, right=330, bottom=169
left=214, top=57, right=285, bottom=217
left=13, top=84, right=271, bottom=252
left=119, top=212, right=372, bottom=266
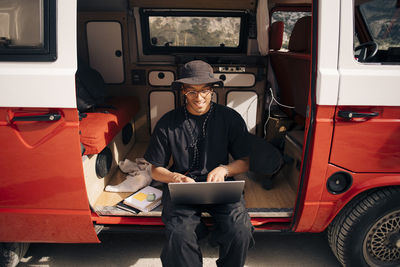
left=271, top=11, right=311, bottom=51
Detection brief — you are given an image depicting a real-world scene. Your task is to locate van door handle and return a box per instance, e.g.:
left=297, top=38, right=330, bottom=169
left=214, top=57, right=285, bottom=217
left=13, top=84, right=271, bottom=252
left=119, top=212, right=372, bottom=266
left=12, top=113, right=61, bottom=122
left=338, top=110, right=379, bottom=119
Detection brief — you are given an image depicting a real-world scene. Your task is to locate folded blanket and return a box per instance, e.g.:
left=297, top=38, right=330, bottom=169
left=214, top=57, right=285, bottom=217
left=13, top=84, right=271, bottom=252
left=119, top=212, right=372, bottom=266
left=105, top=158, right=152, bottom=193
left=118, top=158, right=140, bottom=173
left=105, top=170, right=151, bottom=193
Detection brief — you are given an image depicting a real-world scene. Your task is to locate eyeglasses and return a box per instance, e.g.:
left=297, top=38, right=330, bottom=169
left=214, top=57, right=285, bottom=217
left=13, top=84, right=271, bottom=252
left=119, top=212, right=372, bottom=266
left=184, top=89, right=213, bottom=98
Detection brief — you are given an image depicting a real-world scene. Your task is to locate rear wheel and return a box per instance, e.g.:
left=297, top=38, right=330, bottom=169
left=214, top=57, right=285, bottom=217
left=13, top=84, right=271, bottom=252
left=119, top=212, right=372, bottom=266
left=0, top=242, right=30, bottom=267
left=328, top=187, right=400, bottom=267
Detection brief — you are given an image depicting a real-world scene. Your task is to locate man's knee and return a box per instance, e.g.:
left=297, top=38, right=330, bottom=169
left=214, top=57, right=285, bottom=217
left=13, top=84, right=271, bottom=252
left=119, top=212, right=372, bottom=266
left=214, top=212, right=254, bottom=247
left=166, top=224, right=198, bottom=245
left=229, top=220, right=253, bottom=241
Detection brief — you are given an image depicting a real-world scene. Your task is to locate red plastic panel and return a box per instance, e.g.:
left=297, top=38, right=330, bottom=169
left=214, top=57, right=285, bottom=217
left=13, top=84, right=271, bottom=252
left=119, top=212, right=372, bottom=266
left=309, top=164, right=400, bottom=232
left=91, top=213, right=291, bottom=231
left=0, top=108, right=99, bottom=243
left=0, top=208, right=99, bottom=243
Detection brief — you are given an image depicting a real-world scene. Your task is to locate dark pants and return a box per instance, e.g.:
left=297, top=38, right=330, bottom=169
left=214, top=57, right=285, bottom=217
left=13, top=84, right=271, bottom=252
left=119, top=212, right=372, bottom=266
left=161, top=187, right=254, bottom=267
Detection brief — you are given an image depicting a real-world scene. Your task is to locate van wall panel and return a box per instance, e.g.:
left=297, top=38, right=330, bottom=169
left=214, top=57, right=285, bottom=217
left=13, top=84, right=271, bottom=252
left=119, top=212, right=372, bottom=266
left=227, top=91, right=258, bottom=134
left=149, top=71, right=174, bottom=86
left=149, top=91, right=175, bottom=133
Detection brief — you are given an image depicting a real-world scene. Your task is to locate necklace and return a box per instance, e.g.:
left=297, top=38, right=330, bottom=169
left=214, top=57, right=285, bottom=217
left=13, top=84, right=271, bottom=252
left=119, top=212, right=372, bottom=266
left=184, top=102, right=214, bottom=176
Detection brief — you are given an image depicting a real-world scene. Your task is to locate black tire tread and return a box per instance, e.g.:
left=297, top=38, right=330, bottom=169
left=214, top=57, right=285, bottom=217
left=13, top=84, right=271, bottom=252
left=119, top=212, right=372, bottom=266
left=327, top=187, right=400, bottom=267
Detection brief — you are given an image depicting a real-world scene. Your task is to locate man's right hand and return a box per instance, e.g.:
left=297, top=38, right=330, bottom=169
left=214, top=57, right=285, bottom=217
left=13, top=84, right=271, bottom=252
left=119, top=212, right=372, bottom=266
left=151, top=165, right=196, bottom=184
left=171, top=172, right=195, bottom=183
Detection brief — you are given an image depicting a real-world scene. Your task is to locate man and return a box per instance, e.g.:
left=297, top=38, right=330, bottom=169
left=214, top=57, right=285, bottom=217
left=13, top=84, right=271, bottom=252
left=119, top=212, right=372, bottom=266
left=144, top=60, right=254, bottom=267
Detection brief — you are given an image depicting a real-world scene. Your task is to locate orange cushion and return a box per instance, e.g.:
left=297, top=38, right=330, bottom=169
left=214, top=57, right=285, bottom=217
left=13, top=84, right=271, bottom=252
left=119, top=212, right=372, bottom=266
left=79, top=96, right=139, bottom=155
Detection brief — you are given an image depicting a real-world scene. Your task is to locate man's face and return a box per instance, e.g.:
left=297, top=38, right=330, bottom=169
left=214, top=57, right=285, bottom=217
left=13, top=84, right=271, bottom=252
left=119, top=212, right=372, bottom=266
left=182, top=83, right=213, bottom=115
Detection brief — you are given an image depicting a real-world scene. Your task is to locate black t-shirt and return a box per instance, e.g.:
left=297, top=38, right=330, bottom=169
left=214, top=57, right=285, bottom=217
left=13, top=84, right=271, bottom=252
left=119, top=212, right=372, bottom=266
left=144, top=103, right=250, bottom=181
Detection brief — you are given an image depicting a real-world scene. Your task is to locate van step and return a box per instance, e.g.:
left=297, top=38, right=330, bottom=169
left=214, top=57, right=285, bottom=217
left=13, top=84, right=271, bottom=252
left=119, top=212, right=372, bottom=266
left=94, top=205, right=293, bottom=218
left=248, top=208, right=293, bottom=218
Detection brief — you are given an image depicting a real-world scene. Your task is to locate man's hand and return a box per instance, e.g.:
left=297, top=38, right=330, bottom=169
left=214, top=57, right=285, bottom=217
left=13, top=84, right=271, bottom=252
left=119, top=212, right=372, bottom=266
left=207, top=166, right=228, bottom=182
left=171, top=172, right=195, bottom=183
left=151, top=165, right=195, bottom=183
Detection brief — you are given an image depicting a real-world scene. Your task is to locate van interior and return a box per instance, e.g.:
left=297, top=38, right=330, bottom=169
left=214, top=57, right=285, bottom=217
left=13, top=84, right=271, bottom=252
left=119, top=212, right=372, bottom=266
left=76, top=0, right=313, bottom=224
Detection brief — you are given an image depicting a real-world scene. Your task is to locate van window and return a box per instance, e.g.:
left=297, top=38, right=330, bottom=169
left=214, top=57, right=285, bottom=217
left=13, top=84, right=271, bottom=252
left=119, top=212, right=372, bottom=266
left=271, top=11, right=311, bottom=51
left=355, top=0, right=400, bottom=63
left=149, top=16, right=241, bottom=47
left=0, top=0, right=56, bottom=61
left=140, top=9, right=247, bottom=54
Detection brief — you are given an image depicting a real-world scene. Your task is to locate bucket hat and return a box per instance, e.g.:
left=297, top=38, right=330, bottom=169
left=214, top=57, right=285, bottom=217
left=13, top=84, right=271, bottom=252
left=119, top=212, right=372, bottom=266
left=171, top=60, right=224, bottom=90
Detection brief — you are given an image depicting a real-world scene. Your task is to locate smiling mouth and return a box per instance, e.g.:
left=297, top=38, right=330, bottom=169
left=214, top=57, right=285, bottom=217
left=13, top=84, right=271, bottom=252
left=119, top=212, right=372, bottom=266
left=187, top=100, right=210, bottom=115
left=194, top=101, right=206, bottom=107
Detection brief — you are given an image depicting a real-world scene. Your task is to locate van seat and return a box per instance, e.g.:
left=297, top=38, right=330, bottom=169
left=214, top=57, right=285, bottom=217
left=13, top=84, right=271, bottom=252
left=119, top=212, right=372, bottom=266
left=269, top=16, right=312, bottom=123
left=79, top=96, right=139, bottom=155
left=269, top=21, right=284, bottom=51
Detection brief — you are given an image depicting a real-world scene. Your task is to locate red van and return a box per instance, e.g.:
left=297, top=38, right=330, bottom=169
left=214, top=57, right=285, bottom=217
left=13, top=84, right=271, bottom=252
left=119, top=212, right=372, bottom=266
left=1, top=0, right=399, bottom=266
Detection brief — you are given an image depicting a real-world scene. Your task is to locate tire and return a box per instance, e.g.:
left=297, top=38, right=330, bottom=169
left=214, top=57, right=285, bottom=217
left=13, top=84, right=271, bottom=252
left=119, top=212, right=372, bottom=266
left=0, top=242, right=30, bottom=267
left=328, top=187, right=400, bottom=267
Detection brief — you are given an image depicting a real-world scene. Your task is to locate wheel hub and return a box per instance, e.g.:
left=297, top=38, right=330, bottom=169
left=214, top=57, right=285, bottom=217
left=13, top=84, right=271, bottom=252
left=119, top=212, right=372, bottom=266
left=363, top=210, right=400, bottom=266
left=389, top=233, right=400, bottom=249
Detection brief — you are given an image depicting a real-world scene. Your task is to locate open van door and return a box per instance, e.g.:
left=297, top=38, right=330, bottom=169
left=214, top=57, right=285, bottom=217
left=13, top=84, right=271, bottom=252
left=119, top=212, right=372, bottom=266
left=0, top=0, right=99, bottom=243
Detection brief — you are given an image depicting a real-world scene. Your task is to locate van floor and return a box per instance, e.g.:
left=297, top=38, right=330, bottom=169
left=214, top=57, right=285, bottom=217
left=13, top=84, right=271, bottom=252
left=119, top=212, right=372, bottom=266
left=94, top=142, right=297, bottom=218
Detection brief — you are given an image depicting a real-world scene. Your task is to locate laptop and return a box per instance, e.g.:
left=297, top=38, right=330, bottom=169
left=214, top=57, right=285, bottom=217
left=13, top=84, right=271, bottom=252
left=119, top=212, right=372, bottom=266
left=168, top=180, right=245, bottom=205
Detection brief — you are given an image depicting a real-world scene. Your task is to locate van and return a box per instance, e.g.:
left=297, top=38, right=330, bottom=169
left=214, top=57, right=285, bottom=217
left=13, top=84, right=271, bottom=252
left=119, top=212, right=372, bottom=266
left=0, top=0, right=399, bottom=266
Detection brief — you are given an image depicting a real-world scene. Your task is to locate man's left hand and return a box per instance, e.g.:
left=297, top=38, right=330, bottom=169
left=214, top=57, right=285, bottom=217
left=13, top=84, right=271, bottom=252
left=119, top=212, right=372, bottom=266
left=207, top=166, right=228, bottom=182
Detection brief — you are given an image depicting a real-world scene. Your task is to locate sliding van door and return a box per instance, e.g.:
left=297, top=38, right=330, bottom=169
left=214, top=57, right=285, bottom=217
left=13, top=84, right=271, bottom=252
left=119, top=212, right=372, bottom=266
left=331, top=0, right=400, bottom=173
